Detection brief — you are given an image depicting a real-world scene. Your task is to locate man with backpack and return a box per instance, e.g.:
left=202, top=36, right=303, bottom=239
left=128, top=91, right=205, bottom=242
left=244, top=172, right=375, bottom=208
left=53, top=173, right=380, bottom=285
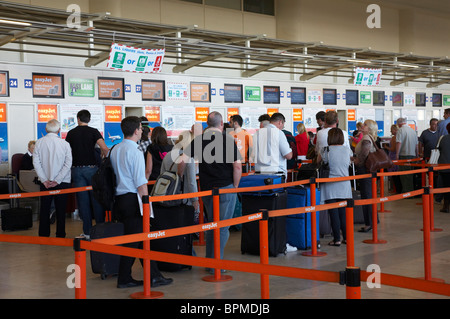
left=110, top=116, right=172, bottom=288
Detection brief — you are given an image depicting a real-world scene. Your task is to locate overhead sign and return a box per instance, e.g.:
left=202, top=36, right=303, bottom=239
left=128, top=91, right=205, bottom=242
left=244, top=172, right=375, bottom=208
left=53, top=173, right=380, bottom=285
left=354, top=68, right=382, bottom=86
left=107, top=43, right=165, bottom=73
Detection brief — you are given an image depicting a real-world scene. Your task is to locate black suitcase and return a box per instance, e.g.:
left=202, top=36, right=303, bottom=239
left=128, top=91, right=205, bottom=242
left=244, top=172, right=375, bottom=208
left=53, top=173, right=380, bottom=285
left=150, top=204, right=194, bottom=272
left=1, top=207, right=33, bottom=231
left=90, top=221, right=124, bottom=279
left=241, top=191, right=287, bottom=257
left=352, top=190, right=365, bottom=224
left=296, top=163, right=318, bottom=181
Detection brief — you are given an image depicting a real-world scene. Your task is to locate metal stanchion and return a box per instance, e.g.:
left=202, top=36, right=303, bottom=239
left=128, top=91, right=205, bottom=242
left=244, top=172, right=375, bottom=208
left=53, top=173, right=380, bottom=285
left=131, top=196, right=164, bottom=299
left=259, top=209, right=270, bottom=299
left=74, top=237, right=87, bottom=300
left=363, top=173, right=387, bottom=244
left=302, top=178, right=326, bottom=257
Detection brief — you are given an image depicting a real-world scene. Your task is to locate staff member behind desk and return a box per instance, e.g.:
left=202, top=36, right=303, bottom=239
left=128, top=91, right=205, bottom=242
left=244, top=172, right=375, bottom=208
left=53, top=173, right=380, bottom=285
left=110, top=116, right=172, bottom=289
left=33, top=119, right=72, bottom=238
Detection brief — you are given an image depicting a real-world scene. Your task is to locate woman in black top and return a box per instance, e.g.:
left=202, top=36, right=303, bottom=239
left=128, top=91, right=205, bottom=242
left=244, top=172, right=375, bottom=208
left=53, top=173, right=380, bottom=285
left=145, top=126, right=173, bottom=180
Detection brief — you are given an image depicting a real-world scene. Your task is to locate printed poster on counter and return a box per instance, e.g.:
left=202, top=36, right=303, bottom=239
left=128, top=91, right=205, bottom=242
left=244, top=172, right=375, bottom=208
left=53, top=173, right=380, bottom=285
left=37, top=104, right=58, bottom=138
left=60, top=104, right=103, bottom=139
left=303, top=108, right=325, bottom=133
left=104, top=105, right=123, bottom=148
left=167, top=82, right=189, bottom=101
left=240, top=106, right=266, bottom=134
left=0, top=103, right=7, bottom=163
left=162, top=106, right=195, bottom=137
left=107, top=43, right=165, bottom=73
left=144, top=106, right=162, bottom=128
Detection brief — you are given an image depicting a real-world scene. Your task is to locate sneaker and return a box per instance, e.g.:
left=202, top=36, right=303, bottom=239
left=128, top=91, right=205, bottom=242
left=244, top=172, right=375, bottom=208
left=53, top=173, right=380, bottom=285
left=79, top=233, right=90, bottom=240
left=285, top=243, right=297, bottom=253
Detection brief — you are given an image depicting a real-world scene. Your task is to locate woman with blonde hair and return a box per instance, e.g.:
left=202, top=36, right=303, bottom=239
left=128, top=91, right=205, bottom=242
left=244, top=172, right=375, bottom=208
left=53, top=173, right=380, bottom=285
left=295, top=122, right=309, bottom=157
left=353, top=119, right=379, bottom=232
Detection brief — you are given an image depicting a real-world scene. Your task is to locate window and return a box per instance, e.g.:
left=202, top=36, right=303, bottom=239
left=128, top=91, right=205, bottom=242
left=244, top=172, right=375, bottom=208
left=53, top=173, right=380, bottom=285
left=205, top=0, right=241, bottom=10
left=244, top=0, right=274, bottom=15
left=181, top=0, right=202, bottom=4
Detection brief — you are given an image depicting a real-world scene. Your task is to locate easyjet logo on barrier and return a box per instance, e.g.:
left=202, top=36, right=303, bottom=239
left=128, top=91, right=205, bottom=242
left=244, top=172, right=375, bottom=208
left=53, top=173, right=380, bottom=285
left=49, top=190, right=61, bottom=195
left=403, top=193, right=411, bottom=198
left=148, top=231, right=166, bottom=239
left=380, top=197, right=388, bottom=202
left=305, top=206, right=315, bottom=212
left=202, top=222, right=218, bottom=230
left=247, top=213, right=261, bottom=221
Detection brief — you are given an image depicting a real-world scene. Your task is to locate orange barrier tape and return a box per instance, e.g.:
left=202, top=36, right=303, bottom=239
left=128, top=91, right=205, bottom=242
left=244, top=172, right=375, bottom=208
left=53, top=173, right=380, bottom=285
left=0, top=186, right=92, bottom=200
left=378, top=169, right=428, bottom=177
left=81, top=239, right=340, bottom=284
left=269, top=201, right=347, bottom=218
left=148, top=190, right=212, bottom=203
left=92, top=212, right=264, bottom=246
left=220, top=179, right=310, bottom=195
left=354, top=189, right=424, bottom=206
left=431, top=187, right=450, bottom=195
left=360, top=271, right=450, bottom=297
left=0, top=234, right=73, bottom=247
left=316, top=174, right=371, bottom=183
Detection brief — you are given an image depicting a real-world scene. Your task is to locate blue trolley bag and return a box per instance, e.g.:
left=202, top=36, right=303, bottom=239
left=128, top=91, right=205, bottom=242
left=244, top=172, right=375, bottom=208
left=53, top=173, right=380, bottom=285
left=286, top=187, right=320, bottom=250
left=240, top=174, right=287, bottom=257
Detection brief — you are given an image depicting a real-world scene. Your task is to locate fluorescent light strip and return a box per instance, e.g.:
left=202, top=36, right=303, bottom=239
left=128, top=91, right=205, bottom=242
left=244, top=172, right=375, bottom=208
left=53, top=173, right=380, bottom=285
left=398, top=63, right=419, bottom=68
left=0, top=19, right=32, bottom=26
left=347, top=59, right=371, bottom=64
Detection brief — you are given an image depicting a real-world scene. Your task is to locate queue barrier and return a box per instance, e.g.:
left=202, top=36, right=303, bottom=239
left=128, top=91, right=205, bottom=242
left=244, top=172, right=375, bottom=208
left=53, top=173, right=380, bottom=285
left=0, top=160, right=450, bottom=299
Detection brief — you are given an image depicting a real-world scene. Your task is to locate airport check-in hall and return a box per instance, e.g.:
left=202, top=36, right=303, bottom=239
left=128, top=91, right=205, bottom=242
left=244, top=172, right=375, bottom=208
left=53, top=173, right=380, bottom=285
left=0, top=0, right=449, bottom=305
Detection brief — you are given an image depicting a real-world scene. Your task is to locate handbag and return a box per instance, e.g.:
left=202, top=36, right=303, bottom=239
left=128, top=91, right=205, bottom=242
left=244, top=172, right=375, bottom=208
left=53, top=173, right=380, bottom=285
left=365, top=135, right=393, bottom=173
left=318, top=146, right=330, bottom=178
left=428, top=136, right=443, bottom=165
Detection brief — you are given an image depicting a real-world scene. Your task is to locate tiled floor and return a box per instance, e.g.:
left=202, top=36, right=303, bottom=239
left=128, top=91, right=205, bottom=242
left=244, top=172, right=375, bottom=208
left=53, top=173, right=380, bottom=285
left=0, top=194, right=449, bottom=300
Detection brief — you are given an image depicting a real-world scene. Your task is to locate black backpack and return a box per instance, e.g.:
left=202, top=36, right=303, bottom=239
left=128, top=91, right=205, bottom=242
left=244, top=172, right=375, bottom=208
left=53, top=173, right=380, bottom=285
left=91, top=145, right=117, bottom=212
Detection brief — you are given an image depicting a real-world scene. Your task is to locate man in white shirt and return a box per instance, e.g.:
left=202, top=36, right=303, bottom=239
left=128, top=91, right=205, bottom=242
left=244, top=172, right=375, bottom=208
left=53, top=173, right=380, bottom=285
left=395, top=117, right=418, bottom=192
left=33, top=119, right=72, bottom=238
left=252, top=112, right=293, bottom=177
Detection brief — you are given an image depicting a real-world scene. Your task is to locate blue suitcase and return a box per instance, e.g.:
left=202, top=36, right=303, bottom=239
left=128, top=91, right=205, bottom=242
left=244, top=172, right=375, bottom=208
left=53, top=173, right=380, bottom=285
left=286, top=187, right=320, bottom=250
left=238, top=174, right=284, bottom=194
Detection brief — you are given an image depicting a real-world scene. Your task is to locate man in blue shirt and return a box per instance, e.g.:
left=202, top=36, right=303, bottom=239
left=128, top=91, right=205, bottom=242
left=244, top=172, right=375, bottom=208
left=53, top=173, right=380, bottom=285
left=437, top=108, right=450, bottom=138
left=110, top=116, right=172, bottom=289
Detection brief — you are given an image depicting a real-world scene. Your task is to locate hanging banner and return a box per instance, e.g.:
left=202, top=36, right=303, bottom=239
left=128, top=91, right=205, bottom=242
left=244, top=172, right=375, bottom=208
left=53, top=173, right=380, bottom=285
left=354, top=68, right=382, bottom=86
left=106, top=43, right=165, bottom=73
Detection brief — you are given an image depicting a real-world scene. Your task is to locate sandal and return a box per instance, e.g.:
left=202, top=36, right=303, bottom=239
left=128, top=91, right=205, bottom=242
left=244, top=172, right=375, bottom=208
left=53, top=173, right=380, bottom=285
left=328, top=240, right=341, bottom=247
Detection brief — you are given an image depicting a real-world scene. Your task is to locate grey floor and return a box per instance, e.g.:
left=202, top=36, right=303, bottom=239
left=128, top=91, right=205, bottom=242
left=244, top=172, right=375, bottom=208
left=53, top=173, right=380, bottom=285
left=0, top=195, right=449, bottom=300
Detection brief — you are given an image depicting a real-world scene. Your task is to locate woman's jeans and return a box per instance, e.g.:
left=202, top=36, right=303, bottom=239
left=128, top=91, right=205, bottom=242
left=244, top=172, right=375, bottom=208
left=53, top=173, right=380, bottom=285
left=202, top=184, right=237, bottom=261
left=72, top=166, right=105, bottom=235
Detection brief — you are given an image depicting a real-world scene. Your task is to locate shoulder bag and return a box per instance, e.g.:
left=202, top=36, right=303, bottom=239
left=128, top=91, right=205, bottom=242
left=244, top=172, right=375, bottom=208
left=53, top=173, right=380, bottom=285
left=318, top=146, right=330, bottom=178
left=365, top=135, right=393, bottom=173
left=428, top=136, right=444, bottom=165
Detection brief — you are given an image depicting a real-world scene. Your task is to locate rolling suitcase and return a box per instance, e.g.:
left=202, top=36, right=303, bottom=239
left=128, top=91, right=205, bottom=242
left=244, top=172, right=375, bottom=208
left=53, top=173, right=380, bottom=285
left=150, top=204, right=194, bottom=272
left=352, top=190, right=365, bottom=224
left=90, top=221, right=124, bottom=279
left=285, top=187, right=320, bottom=250
left=240, top=174, right=287, bottom=257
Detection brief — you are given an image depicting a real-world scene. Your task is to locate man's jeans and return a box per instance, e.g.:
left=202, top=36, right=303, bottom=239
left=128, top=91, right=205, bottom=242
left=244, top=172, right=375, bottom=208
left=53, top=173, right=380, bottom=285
left=72, top=166, right=104, bottom=235
left=202, top=184, right=237, bottom=260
